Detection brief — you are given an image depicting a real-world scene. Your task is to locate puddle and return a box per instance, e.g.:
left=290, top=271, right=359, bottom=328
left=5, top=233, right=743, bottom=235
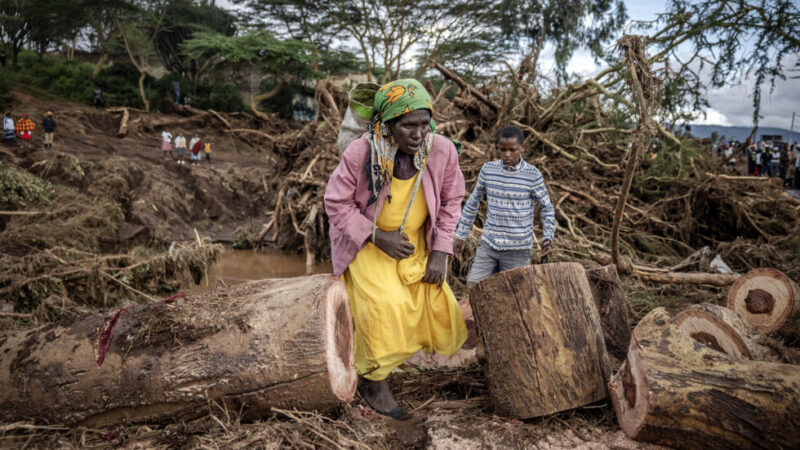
left=188, top=249, right=332, bottom=293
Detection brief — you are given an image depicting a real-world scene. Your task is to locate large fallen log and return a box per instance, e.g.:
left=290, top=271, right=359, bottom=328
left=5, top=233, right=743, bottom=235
left=468, top=262, right=611, bottom=419
left=0, top=275, right=357, bottom=426
left=726, top=267, right=800, bottom=342
left=586, top=265, right=631, bottom=364
left=608, top=307, right=800, bottom=449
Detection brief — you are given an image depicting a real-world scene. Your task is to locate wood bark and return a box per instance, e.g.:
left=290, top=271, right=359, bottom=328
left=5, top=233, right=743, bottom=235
left=468, top=263, right=611, bottom=419
left=587, top=265, right=632, bottom=364
left=726, top=268, right=800, bottom=342
left=0, top=274, right=357, bottom=426
left=608, top=307, right=800, bottom=449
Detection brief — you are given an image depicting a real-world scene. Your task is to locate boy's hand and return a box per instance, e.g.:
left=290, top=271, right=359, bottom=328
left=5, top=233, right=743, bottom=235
left=538, top=240, right=552, bottom=263
left=423, top=250, right=447, bottom=286
left=453, top=239, right=465, bottom=257
left=374, top=230, right=415, bottom=260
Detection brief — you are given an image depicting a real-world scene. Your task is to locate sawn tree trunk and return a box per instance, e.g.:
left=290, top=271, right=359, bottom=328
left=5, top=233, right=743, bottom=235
left=608, top=307, right=800, bottom=449
left=468, top=262, right=611, bottom=419
left=0, top=275, right=357, bottom=426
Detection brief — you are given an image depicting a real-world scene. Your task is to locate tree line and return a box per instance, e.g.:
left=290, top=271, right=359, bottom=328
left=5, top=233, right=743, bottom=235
left=1, top=0, right=798, bottom=125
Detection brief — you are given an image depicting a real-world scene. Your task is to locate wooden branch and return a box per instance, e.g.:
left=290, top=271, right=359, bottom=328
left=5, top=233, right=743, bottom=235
left=148, top=113, right=210, bottom=129
left=704, top=172, right=776, bottom=182
left=208, top=109, right=232, bottom=129
left=225, top=128, right=275, bottom=141
left=611, top=36, right=656, bottom=273
left=316, top=81, right=340, bottom=121
left=254, top=218, right=274, bottom=245
left=0, top=312, right=32, bottom=319
left=634, top=270, right=739, bottom=287
left=101, top=272, right=159, bottom=302
left=432, top=60, right=500, bottom=112
left=0, top=210, right=43, bottom=216
left=251, top=81, right=285, bottom=121
left=117, top=107, right=129, bottom=138
left=511, top=121, right=577, bottom=161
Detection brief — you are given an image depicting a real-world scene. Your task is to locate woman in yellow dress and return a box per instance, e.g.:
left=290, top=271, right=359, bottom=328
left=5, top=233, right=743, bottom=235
left=324, top=79, right=467, bottom=420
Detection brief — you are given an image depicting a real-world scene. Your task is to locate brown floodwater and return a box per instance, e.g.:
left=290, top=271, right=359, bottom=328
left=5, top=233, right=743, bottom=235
left=187, top=250, right=333, bottom=293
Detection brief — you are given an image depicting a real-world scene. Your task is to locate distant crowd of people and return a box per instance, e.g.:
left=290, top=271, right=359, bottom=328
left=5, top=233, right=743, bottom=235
left=715, top=139, right=800, bottom=189
left=3, top=111, right=56, bottom=149
left=160, top=130, right=211, bottom=165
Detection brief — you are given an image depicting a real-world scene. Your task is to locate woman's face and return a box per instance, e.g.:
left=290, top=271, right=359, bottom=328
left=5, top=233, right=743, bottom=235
left=389, top=109, right=431, bottom=155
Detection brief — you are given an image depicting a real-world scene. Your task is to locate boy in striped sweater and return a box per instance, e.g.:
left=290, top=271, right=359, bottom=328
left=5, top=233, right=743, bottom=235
left=454, top=125, right=556, bottom=285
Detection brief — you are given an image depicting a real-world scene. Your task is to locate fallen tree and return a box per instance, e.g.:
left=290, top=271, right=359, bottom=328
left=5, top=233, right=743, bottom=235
left=608, top=307, right=800, bottom=449
left=0, top=275, right=357, bottom=426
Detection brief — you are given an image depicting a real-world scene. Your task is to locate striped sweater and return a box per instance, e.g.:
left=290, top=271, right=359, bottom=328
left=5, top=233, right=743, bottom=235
left=455, top=159, right=555, bottom=250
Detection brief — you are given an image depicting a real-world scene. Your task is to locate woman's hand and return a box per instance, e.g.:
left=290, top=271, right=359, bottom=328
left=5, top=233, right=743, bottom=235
left=422, top=250, right=447, bottom=286
left=374, top=229, right=415, bottom=260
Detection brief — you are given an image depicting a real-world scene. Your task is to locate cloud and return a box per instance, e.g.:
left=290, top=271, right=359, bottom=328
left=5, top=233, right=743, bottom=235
left=699, top=59, right=800, bottom=129
left=690, top=107, right=732, bottom=126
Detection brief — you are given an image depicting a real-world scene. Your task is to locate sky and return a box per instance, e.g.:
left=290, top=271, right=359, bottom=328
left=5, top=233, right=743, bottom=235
left=217, top=0, right=798, bottom=130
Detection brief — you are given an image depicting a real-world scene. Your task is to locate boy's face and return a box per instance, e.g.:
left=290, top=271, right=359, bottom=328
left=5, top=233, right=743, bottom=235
left=498, top=137, right=523, bottom=166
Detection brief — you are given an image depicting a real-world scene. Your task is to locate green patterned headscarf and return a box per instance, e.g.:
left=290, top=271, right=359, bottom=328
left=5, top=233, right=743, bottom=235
left=348, top=79, right=434, bottom=206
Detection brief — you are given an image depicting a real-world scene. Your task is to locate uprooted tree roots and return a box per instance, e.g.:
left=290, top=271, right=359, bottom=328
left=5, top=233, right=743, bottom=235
left=2, top=36, right=800, bottom=322
left=259, top=49, right=799, bottom=299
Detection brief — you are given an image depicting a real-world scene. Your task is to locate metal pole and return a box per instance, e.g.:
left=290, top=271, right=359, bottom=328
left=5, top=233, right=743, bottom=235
left=789, top=112, right=796, bottom=147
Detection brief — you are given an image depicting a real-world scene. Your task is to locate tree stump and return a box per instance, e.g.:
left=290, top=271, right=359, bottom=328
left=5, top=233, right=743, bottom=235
left=586, top=264, right=631, bottom=364
left=609, top=307, right=800, bottom=449
left=726, top=268, right=800, bottom=342
left=468, top=262, right=611, bottom=419
left=0, top=275, right=357, bottom=426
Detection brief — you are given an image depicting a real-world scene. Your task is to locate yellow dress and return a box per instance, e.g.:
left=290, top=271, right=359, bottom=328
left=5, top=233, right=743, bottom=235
left=344, top=173, right=468, bottom=381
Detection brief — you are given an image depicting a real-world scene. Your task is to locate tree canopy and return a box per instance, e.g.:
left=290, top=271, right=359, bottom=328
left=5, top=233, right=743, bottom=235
left=181, top=29, right=316, bottom=118
left=154, top=0, right=236, bottom=90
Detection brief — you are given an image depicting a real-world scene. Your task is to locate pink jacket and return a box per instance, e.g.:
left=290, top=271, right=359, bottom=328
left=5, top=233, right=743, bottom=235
left=324, top=134, right=465, bottom=276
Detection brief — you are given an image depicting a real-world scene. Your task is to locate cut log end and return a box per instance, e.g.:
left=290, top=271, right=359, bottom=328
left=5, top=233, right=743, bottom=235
left=324, top=278, right=357, bottom=402
left=672, top=307, right=753, bottom=360
left=609, top=336, right=648, bottom=438
left=727, top=268, right=799, bottom=333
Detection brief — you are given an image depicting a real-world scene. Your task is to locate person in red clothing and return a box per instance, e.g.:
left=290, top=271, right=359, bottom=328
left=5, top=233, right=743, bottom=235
left=15, top=113, right=35, bottom=141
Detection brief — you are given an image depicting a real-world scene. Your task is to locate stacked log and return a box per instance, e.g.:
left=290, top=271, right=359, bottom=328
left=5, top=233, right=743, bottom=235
left=608, top=307, right=800, bottom=449
left=0, top=275, right=357, bottom=426
left=468, top=263, right=611, bottom=419
left=726, top=268, right=800, bottom=342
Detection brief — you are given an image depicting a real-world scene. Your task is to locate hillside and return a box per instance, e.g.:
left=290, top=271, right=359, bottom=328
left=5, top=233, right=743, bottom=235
left=688, top=124, right=796, bottom=143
